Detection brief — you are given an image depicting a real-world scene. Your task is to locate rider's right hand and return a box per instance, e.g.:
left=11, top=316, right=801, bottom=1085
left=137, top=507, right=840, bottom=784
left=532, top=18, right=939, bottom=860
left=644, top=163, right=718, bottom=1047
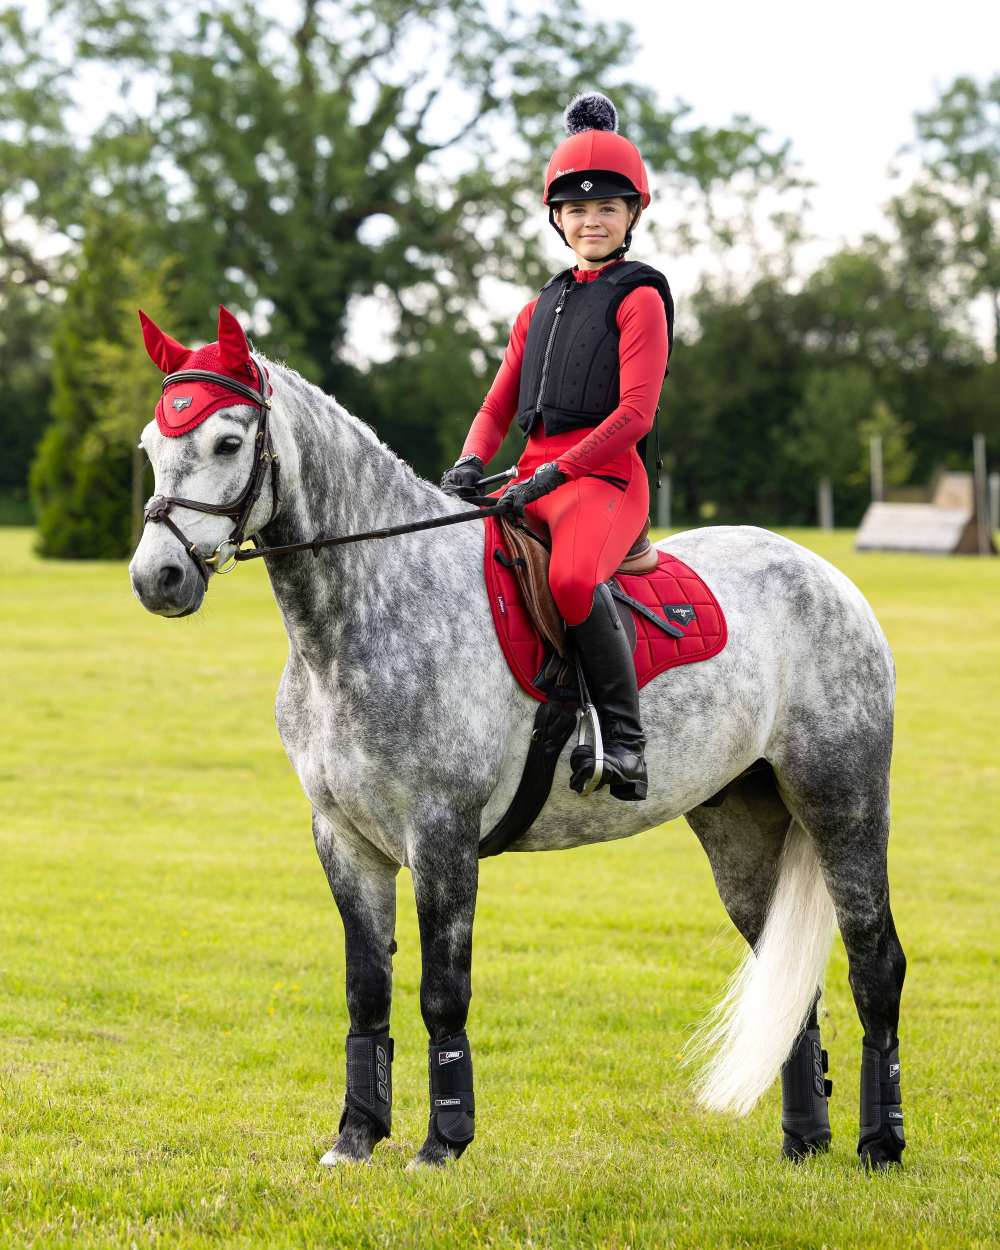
left=440, top=454, right=485, bottom=500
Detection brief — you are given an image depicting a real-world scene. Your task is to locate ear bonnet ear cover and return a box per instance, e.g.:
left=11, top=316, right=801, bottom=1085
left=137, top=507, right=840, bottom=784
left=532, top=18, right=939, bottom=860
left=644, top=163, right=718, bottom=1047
left=138, top=306, right=270, bottom=437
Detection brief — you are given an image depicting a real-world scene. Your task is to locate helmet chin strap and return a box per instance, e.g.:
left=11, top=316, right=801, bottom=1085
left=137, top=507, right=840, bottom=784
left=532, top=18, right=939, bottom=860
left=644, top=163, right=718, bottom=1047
left=590, top=228, right=632, bottom=264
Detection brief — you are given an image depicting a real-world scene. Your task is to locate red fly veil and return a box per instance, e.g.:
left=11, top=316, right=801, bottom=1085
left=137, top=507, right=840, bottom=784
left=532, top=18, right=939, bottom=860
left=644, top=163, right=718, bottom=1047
left=139, top=305, right=270, bottom=437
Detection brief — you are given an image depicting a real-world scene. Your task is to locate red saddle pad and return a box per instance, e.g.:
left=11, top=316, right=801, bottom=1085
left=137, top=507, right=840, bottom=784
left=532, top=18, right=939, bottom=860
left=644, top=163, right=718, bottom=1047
left=483, top=516, right=727, bottom=703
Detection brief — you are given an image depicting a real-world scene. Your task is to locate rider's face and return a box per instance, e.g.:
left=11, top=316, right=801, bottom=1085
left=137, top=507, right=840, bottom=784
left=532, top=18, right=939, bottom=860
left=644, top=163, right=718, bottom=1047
left=553, top=197, right=640, bottom=268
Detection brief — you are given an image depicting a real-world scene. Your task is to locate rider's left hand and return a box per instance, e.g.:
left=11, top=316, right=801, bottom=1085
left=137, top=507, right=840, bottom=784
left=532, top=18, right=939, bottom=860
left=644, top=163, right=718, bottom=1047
left=494, top=462, right=567, bottom=519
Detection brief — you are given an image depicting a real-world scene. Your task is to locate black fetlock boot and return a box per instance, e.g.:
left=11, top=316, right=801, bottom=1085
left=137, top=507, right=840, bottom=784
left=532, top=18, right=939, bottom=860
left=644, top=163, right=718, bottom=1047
left=423, top=1031, right=475, bottom=1162
left=780, top=1014, right=832, bottom=1161
left=858, top=1039, right=905, bottom=1169
left=567, top=582, right=647, bottom=801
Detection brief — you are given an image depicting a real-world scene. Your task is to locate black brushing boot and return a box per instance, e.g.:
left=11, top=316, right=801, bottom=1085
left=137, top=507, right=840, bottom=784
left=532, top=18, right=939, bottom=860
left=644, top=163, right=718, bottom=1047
left=567, top=582, right=647, bottom=801
left=425, top=1031, right=475, bottom=1160
left=858, top=1039, right=905, bottom=1169
left=780, top=1013, right=832, bottom=1160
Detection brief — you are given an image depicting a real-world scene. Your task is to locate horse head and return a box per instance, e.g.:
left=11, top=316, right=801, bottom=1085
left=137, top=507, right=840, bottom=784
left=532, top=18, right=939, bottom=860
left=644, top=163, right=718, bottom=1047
left=129, top=305, right=279, bottom=617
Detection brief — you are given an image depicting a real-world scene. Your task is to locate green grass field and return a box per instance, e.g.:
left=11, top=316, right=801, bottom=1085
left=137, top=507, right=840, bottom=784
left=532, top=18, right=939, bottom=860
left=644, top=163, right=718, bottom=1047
left=1, top=526, right=997, bottom=1249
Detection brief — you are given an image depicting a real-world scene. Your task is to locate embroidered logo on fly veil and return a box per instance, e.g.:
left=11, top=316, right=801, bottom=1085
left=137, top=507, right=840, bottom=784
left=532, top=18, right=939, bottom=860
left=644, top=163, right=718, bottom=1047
left=438, top=1049, right=464, bottom=1065
left=171, top=396, right=194, bottom=411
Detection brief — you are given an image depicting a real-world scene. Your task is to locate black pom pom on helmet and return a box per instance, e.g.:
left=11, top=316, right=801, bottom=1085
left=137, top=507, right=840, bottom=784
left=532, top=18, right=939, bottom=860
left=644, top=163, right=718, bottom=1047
left=564, top=91, right=618, bottom=135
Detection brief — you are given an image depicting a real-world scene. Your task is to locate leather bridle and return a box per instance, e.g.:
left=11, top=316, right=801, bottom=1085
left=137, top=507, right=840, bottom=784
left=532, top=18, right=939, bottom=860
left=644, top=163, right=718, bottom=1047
left=141, top=354, right=521, bottom=576
left=142, top=356, right=279, bottom=582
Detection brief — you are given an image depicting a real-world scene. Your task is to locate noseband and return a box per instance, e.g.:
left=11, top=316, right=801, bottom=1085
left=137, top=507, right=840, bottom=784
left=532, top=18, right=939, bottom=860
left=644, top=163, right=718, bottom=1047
left=142, top=356, right=279, bottom=582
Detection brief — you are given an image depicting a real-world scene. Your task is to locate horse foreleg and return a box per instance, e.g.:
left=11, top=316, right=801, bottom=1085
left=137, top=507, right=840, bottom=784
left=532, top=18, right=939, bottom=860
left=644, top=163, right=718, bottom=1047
left=409, top=814, right=479, bottom=1168
left=313, top=811, right=399, bottom=1167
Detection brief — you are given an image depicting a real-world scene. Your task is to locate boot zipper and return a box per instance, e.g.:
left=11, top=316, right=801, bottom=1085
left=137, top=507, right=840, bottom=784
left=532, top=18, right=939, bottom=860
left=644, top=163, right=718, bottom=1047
left=535, top=281, right=574, bottom=415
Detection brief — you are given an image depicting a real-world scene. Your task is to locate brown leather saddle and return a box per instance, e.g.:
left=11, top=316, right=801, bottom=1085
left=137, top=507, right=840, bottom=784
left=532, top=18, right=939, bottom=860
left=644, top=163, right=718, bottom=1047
left=497, top=515, right=659, bottom=659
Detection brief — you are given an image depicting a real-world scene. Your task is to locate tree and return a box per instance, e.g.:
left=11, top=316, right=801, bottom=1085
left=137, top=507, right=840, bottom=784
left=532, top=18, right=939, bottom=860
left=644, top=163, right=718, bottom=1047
left=0, top=282, right=54, bottom=521
left=855, top=399, right=915, bottom=497
left=30, top=215, right=166, bottom=557
left=661, top=275, right=809, bottom=525
left=893, top=74, right=1000, bottom=356
left=3, top=0, right=794, bottom=551
left=789, top=367, right=877, bottom=528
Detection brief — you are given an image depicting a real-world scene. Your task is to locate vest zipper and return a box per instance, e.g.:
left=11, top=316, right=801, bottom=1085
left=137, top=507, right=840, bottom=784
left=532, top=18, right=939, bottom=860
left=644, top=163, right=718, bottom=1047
left=535, top=281, right=573, bottom=415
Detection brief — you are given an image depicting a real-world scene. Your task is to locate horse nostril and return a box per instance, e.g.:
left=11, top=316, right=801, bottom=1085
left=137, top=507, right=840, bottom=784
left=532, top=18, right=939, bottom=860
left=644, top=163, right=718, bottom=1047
left=158, top=563, right=185, bottom=594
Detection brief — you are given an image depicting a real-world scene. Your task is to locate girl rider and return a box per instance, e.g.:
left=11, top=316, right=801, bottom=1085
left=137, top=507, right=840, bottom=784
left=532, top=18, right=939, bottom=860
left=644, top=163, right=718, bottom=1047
left=441, top=92, right=672, bottom=802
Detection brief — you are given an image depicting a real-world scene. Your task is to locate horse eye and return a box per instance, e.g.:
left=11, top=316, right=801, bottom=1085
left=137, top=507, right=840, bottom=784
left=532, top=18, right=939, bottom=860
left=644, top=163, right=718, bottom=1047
left=215, top=435, right=242, bottom=456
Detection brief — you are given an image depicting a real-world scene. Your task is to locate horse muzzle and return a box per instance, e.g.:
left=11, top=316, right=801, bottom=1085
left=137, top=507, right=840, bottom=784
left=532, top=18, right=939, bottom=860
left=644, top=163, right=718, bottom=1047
left=129, top=544, right=208, bottom=617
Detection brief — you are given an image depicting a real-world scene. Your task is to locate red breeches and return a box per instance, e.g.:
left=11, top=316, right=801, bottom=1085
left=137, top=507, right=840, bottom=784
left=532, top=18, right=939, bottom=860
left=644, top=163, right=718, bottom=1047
left=513, top=441, right=650, bottom=627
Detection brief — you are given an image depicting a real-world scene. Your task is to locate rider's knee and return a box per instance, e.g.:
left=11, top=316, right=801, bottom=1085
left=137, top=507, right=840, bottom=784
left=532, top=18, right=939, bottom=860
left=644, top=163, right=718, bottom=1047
left=549, top=573, right=597, bottom=627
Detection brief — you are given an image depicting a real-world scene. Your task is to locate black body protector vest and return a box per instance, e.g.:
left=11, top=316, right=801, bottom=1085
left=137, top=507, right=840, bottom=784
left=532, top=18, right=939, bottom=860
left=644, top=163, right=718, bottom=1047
left=516, top=260, right=674, bottom=442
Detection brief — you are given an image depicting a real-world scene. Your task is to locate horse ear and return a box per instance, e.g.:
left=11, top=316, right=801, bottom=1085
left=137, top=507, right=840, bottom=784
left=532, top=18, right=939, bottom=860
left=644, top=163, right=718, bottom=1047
left=217, top=305, right=251, bottom=372
left=138, top=309, right=189, bottom=374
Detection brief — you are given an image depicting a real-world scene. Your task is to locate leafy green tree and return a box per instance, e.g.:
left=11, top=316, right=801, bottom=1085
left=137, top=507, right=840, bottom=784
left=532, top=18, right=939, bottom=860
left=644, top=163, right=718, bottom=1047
left=894, top=74, right=1000, bottom=356
left=789, top=366, right=877, bottom=527
left=3, top=0, right=793, bottom=550
left=661, top=275, right=808, bottom=525
left=30, top=215, right=166, bottom=557
left=82, top=262, right=175, bottom=545
left=0, top=282, right=54, bottom=521
left=854, top=399, right=915, bottom=495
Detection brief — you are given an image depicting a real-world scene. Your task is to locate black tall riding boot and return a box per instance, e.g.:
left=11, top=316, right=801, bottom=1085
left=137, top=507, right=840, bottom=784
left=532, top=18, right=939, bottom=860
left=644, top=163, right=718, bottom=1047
left=566, top=582, right=647, bottom=801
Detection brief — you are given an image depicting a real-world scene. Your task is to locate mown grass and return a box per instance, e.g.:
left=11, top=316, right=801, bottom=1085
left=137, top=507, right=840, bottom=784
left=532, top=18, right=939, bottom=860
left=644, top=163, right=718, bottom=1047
left=1, top=526, right=997, bottom=1249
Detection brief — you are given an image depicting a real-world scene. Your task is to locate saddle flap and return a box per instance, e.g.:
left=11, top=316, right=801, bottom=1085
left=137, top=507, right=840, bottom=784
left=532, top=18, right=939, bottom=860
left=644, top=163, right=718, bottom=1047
left=617, top=519, right=659, bottom=574
left=498, top=516, right=567, bottom=658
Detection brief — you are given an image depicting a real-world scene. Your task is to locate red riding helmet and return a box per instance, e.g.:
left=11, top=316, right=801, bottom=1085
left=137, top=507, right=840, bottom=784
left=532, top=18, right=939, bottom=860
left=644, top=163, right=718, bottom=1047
left=543, top=93, right=650, bottom=257
left=544, top=93, right=650, bottom=207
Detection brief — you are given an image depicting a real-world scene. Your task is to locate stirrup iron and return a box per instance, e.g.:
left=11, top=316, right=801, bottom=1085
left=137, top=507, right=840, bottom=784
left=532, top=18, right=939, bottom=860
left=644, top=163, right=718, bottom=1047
left=573, top=651, right=603, bottom=796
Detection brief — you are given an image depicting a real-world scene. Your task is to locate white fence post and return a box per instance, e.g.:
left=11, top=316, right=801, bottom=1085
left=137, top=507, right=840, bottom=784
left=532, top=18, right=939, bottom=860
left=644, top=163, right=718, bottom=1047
left=973, top=433, right=990, bottom=556
left=818, top=476, right=834, bottom=531
left=870, top=434, right=884, bottom=502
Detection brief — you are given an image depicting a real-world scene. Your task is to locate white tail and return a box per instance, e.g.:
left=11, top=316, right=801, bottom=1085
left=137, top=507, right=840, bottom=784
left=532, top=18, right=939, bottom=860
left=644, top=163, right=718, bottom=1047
left=685, top=821, right=837, bottom=1115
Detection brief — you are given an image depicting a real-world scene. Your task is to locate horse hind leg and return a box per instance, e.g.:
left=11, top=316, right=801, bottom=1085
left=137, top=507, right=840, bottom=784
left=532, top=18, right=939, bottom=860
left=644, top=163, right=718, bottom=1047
left=685, top=765, right=834, bottom=1159
left=777, top=742, right=906, bottom=1169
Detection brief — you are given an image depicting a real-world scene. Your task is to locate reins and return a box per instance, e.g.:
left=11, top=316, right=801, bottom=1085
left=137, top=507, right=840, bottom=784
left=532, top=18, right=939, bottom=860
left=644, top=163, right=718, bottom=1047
left=231, top=481, right=515, bottom=563
left=142, top=359, right=516, bottom=581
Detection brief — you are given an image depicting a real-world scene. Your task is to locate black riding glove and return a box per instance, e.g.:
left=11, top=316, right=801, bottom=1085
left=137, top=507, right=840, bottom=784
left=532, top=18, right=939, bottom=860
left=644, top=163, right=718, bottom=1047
left=440, top=454, right=485, bottom=500
left=494, top=462, right=567, bottom=519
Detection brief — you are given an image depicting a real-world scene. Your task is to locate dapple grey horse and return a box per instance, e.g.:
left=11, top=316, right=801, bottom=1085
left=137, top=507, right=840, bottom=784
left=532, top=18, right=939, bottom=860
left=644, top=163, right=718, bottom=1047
left=130, top=340, right=906, bottom=1170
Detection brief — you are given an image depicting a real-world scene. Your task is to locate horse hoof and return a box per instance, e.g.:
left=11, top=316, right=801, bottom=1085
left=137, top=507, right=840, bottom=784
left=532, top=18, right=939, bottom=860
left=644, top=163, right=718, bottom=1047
left=781, top=1133, right=831, bottom=1162
left=859, top=1142, right=904, bottom=1172
left=319, top=1131, right=374, bottom=1167
left=404, top=1153, right=447, bottom=1172
left=319, top=1147, right=369, bottom=1167
left=407, top=1122, right=467, bottom=1170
